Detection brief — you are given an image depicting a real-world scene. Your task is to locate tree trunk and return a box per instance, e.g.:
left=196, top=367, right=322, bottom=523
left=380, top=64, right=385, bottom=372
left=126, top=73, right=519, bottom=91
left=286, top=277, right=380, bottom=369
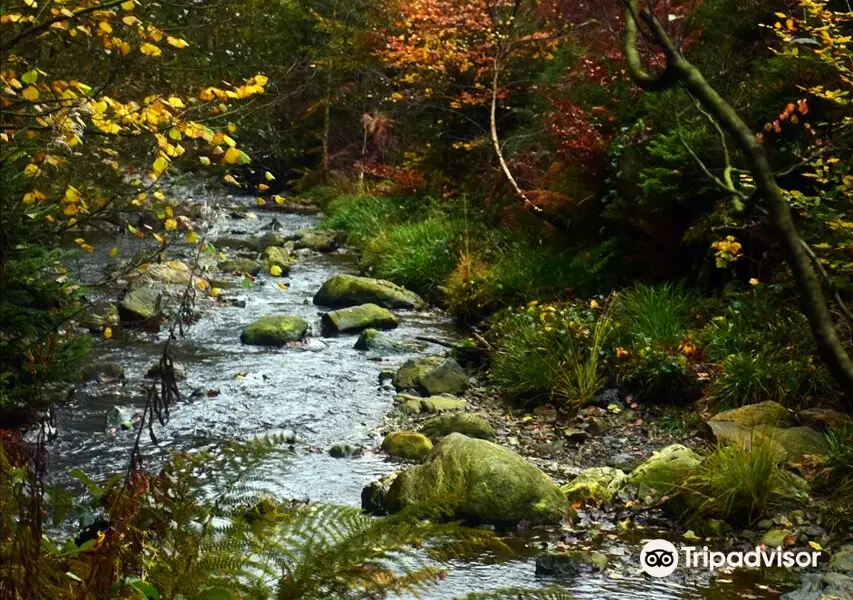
left=621, top=0, right=853, bottom=405
left=489, top=56, right=568, bottom=230
left=321, top=60, right=333, bottom=181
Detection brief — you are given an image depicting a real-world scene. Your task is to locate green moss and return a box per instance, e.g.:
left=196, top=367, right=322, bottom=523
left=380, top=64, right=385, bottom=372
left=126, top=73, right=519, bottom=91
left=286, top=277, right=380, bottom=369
left=313, top=274, right=425, bottom=310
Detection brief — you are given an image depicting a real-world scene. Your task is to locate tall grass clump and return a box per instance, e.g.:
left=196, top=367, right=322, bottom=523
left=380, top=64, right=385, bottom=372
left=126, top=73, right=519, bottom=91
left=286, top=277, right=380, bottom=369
left=489, top=301, right=611, bottom=407
left=361, top=216, right=460, bottom=296
left=614, top=282, right=695, bottom=346
left=555, top=302, right=612, bottom=407
left=685, top=436, right=808, bottom=525
left=320, top=194, right=403, bottom=245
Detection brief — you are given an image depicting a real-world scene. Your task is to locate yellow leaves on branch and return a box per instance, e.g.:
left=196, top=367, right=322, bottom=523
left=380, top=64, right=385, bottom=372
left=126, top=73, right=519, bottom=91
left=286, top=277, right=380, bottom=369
left=223, top=147, right=251, bottom=165
left=139, top=42, right=161, bottom=57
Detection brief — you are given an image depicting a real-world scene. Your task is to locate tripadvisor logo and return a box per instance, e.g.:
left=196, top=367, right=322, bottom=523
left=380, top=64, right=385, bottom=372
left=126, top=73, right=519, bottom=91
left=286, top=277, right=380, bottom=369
left=640, top=539, right=821, bottom=577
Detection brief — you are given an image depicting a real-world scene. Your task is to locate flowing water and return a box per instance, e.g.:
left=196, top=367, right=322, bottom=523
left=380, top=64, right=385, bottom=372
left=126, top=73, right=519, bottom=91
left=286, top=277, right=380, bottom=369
left=48, top=180, right=795, bottom=599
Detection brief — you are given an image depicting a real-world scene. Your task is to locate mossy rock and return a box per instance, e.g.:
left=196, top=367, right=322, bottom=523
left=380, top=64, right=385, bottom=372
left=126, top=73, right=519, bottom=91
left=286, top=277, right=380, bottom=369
left=761, top=528, right=794, bottom=548
left=392, top=356, right=467, bottom=396
left=708, top=401, right=793, bottom=428
left=262, top=246, right=292, bottom=274
left=119, top=285, right=161, bottom=324
left=625, top=444, right=701, bottom=499
left=218, top=258, right=261, bottom=275
left=361, top=472, right=399, bottom=515
left=134, top=260, right=196, bottom=286
left=382, top=431, right=433, bottom=461
left=240, top=315, right=308, bottom=346
left=754, top=425, right=829, bottom=463
left=561, top=466, right=627, bottom=504
left=320, top=303, right=398, bottom=334
left=420, top=413, right=495, bottom=442
left=213, top=237, right=261, bottom=252
left=329, top=443, right=363, bottom=458
left=353, top=328, right=418, bottom=353
left=797, top=408, right=853, bottom=432
left=385, top=433, right=574, bottom=525
left=313, top=273, right=425, bottom=309
left=296, top=229, right=346, bottom=252
left=395, top=394, right=467, bottom=414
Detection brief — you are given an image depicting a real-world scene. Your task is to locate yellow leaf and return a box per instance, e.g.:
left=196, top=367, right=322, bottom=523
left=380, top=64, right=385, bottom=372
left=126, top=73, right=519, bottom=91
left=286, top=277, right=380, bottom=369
left=166, top=36, right=188, bottom=49
left=63, top=204, right=79, bottom=216
left=257, top=183, right=269, bottom=192
left=222, top=147, right=250, bottom=165
left=277, top=282, right=288, bottom=290
left=164, top=218, right=177, bottom=231
left=273, top=194, right=285, bottom=205
left=265, top=171, right=275, bottom=181
left=222, top=134, right=237, bottom=147
left=256, top=197, right=266, bottom=206
left=210, top=287, right=221, bottom=297
left=98, top=21, right=113, bottom=34
left=254, top=75, right=269, bottom=87
left=121, top=0, right=135, bottom=10
left=139, top=42, right=161, bottom=57
left=24, top=164, right=41, bottom=178
left=152, top=232, right=166, bottom=244
left=185, top=231, right=199, bottom=244
left=109, top=246, right=119, bottom=258
left=808, top=541, right=822, bottom=551
left=22, top=86, right=39, bottom=101
left=223, top=174, right=239, bottom=186
left=168, top=96, right=185, bottom=109
left=65, top=186, right=81, bottom=203
left=199, top=156, right=211, bottom=166
left=270, top=265, right=282, bottom=276
left=103, top=327, right=113, bottom=339
left=152, top=156, right=168, bottom=174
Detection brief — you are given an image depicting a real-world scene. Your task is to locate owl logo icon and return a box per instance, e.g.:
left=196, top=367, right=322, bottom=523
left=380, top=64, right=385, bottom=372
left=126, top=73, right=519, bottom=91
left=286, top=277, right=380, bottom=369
left=640, top=539, right=679, bottom=577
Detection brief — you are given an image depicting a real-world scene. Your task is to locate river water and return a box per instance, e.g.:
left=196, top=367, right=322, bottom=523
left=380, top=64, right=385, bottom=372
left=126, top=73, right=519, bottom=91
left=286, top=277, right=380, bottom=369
left=48, top=181, right=794, bottom=599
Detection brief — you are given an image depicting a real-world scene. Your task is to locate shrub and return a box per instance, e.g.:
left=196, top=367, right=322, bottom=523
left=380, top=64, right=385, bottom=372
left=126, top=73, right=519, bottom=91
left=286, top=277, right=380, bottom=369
left=360, top=216, right=460, bottom=296
left=554, top=304, right=611, bottom=407
left=684, top=436, right=809, bottom=525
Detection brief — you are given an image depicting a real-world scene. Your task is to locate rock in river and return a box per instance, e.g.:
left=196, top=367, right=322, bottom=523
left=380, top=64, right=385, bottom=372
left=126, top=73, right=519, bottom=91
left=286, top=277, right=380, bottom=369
left=295, top=228, right=347, bottom=252
left=241, top=315, right=308, bottom=346
left=320, top=303, right=398, bottom=335
left=218, top=258, right=261, bottom=276
left=118, top=284, right=161, bottom=325
left=382, top=431, right=433, bottom=461
left=382, top=433, right=574, bottom=525
left=313, top=273, right=425, bottom=309
left=354, top=328, right=418, bottom=353
left=262, top=246, right=292, bottom=275
left=392, top=356, right=468, bottom=396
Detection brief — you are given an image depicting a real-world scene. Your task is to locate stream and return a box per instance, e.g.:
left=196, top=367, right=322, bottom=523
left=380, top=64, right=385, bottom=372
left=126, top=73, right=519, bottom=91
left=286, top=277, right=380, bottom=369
left=48, top=179, right=796, bottom=599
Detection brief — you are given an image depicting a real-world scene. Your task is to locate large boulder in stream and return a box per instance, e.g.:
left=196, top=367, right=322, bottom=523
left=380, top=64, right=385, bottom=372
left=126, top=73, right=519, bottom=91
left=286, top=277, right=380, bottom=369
left=708, top=401, right=793, bottom=428
left=313, top=274, right=425, bottom=309
left=320, top=303, right=398, bottom=334
left=392, top=356, right=468, bottom=396
left=240, top=315, right=308, bottom=346
left=383, top=433, right=574, bottom=525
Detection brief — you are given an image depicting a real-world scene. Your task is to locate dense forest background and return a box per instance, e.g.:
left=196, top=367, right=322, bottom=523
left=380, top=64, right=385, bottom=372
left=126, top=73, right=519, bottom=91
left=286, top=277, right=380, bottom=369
left=1, top=0, right=852, bottom=599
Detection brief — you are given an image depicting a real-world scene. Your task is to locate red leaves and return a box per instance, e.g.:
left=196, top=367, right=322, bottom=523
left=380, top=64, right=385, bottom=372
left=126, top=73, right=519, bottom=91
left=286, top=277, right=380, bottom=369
left=547, top=99, right=611, bottom=166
